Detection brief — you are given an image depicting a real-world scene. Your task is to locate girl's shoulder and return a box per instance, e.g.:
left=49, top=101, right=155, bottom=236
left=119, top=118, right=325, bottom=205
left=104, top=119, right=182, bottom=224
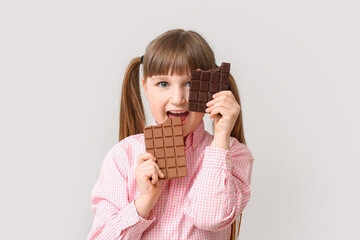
left=102, top=133, right=145, bottom=174
left=112, top=133, right=145, bottom=155
left=116, top=133, right=145, bottom=146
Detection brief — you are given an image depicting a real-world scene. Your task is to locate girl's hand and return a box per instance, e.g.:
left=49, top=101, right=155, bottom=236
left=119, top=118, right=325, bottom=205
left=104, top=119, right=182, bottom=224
left=205, top=90, right=240, bottom=136
left=135, top=152, right=165, bottom=201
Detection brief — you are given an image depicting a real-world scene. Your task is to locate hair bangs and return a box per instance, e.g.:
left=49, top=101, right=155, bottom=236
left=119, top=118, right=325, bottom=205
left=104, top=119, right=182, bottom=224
left=143, top=29, right=217, bottom=79
left=144, top=46, right=193, bottom=78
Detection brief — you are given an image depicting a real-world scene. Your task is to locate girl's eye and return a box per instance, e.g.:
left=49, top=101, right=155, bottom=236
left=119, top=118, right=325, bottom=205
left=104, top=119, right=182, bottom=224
left=157, top=82, right=169, bottom=88
left=185, top=82, right=191, bottom=88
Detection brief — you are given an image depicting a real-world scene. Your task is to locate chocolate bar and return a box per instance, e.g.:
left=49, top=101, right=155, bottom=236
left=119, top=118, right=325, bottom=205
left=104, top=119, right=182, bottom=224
left=188, top=62, right=231, bottom=113
left=144, top=117, right=187, bottom=179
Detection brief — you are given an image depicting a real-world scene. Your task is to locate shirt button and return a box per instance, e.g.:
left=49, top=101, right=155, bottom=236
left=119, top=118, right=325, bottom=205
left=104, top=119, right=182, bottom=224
left=173, top=196, right=178, bottom=202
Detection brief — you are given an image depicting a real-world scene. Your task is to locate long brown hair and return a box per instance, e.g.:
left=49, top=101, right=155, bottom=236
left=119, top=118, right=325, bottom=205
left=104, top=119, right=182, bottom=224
left=119, top=29, right=247, bottom=240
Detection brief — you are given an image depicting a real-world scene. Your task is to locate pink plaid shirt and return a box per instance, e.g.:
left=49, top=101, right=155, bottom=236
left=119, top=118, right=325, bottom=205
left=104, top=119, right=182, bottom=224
left=87, top=120, right=254, bottom=239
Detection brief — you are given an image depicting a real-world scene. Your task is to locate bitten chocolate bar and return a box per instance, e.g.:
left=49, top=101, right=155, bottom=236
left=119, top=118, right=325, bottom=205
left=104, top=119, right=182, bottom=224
left=144, top=117, right=187, bottom=179
left=188, top=62, right=231, bottom=113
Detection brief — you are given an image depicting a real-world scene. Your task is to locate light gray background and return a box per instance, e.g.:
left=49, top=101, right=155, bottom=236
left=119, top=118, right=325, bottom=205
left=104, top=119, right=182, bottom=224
left=1, top=0, right=359, bottom=239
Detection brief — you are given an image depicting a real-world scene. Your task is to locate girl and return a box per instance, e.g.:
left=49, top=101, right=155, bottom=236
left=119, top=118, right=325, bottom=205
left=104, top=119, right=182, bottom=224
left=87, top=29, right=255, bottom=240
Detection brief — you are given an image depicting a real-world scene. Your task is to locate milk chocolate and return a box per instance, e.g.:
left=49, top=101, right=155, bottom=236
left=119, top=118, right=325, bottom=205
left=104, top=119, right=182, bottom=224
left=144, top=117, right=187, bottom=179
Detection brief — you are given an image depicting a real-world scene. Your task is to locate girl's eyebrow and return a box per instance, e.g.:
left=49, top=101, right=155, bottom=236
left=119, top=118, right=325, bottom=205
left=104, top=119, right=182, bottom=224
left=151, top=76, right=170, bottom=81
left=151, top=76, right=190, bottom=81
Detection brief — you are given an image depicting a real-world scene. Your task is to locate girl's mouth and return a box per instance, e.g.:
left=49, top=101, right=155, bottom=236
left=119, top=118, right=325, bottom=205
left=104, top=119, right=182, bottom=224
left=166, top=111, right=189, bottom=125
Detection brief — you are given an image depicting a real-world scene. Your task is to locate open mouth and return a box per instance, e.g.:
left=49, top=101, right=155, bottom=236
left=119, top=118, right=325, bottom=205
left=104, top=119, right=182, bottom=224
left=166, top=110, right=190, bottom=125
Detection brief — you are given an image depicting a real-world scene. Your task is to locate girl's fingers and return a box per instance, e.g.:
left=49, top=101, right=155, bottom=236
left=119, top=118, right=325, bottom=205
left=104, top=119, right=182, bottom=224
left=147, top=159, right=164, bottom=178
left=143, top=159, right=164, bottom=182
left=138, top=152, right=156, bottom=165
left=205, top=99, right=233, bottom=113
left=137, top=154, right=157, bottom=180
left=141, top=152, right=156, bottom=160
left=138, top=153, right=165, bottom=180
left=141, top=163, right=158, bottom=182
left=149, top=165, right=159, bottom=185
left=206, top=94, right=236, bottom=108
left=154, top=163, right=165, bottom=178
left=212, top=90, right=235, bottom=100
left=206, top=96, right=224, bottom=107
left=209, top=106, right=230, bottom=119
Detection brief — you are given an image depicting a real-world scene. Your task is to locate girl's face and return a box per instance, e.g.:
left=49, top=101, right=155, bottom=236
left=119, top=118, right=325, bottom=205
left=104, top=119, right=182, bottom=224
left=142, top=73, right=205, bottom=138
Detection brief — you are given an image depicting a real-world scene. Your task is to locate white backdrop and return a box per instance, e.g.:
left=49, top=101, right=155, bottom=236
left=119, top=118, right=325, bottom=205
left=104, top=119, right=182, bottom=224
left=0, top=0, right=359, bottom=239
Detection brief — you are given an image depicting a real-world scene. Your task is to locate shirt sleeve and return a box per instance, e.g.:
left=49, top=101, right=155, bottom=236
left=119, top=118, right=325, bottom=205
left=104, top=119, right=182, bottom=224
left=87, top=143, right=155, bottom=240
left=183, top=138, right=255, bottom=231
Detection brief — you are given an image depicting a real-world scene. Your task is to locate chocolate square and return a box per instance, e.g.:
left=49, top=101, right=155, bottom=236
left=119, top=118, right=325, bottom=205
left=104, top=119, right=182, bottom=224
left=190, top=80, right=200, bottom=90
left=163, top=127, right=173, bottom=137
left=164, top=137, right=174, bottom=147
left=199, top=81, right=209, bottom=91
left=200, top=71, right=210, bottom=81
left=191, top=69, right=200, bottom=80
left=189, top=91, right=198, bottom=101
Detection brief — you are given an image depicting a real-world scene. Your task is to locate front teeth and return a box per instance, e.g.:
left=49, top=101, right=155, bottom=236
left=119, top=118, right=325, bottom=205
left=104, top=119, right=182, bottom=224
left=168, top=110, right=187, bottom=114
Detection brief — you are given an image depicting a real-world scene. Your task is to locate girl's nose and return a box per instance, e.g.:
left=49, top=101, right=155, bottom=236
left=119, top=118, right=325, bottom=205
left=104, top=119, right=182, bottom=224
left=170, top=87, right=188, bottom=105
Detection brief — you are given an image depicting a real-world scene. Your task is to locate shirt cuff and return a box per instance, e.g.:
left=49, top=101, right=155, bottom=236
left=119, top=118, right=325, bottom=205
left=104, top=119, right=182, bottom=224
left=203, top=146, right=233, bottom=171
left=118, top=200, right=156, bottom=234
